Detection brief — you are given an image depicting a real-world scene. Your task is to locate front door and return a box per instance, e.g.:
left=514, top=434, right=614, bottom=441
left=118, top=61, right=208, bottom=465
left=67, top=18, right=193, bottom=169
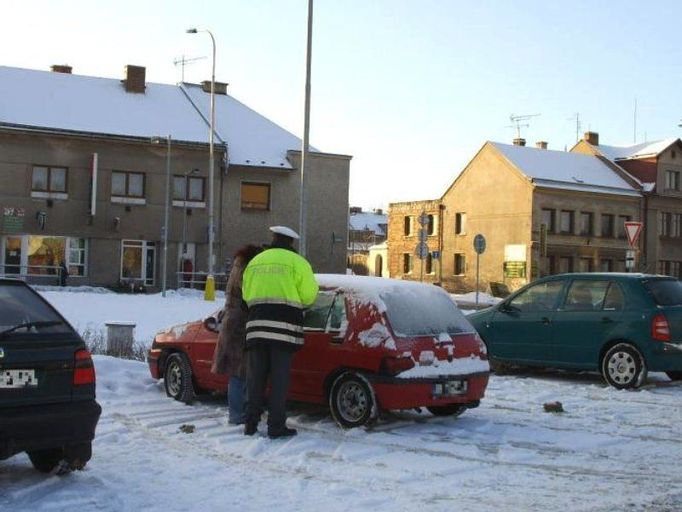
left=291, top=292, right=347, bottom=402
left=3, top=237, right=22, bottom=274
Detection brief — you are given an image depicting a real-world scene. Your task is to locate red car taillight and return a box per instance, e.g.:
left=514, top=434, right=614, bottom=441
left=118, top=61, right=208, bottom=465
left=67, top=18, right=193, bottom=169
left=380, top=356, right=415, bottom=376
left=652, top=314, right=671, bottom=342
left=74, top=349, right=96, bottom=385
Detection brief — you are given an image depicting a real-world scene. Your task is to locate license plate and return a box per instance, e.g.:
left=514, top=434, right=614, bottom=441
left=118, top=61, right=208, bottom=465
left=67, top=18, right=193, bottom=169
left=0, top=369, right=38, bottom=388
left=433, top=380, right=467, bottom=397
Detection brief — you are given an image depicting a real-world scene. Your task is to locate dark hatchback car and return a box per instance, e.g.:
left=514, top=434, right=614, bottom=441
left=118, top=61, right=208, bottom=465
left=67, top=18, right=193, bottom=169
left=0, top=278, right=101, bottom=472
left=469, top=273, right=682, bottom=389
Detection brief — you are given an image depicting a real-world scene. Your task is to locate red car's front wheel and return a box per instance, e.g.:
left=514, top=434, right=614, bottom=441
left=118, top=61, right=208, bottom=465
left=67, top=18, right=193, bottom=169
left=164, top=353, right=196, bottom=404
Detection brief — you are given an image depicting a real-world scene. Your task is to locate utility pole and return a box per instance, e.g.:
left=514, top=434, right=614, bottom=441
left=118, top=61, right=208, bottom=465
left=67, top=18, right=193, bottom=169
left=299, top=0, right=314, bottom=257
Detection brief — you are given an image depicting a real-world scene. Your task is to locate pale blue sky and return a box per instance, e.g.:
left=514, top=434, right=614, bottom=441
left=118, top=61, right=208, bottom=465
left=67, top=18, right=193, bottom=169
left=5, top=1, right=682, bottom=209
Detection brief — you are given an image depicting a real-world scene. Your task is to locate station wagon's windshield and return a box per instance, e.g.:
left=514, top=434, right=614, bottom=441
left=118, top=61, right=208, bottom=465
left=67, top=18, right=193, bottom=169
left=381, top=288, right=473, bottom=337
left=644, top=279, right=682, bottom=306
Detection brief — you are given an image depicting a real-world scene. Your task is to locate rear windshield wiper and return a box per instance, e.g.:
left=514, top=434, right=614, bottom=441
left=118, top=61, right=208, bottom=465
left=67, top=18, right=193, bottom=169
left=0, top=320, right=64, bottom=339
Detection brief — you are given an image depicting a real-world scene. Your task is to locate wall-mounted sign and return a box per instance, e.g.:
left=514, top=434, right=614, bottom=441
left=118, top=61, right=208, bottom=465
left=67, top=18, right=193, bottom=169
left=504, top=261, right=527, bottom=278
left=3, top=207, right=25, bottom=233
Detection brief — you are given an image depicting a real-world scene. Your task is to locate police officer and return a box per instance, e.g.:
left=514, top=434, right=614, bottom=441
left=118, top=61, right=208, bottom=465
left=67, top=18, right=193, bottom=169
left=242, top=226, right=319, bottom=438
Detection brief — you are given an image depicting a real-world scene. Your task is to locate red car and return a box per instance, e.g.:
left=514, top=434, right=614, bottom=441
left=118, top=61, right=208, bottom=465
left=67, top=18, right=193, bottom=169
left=148, top=275, right=490, bottom=428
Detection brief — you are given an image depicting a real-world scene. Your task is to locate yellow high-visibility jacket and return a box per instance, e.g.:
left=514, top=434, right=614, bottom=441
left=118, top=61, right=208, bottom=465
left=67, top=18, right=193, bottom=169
left=242, top=248, right=319, bottom=348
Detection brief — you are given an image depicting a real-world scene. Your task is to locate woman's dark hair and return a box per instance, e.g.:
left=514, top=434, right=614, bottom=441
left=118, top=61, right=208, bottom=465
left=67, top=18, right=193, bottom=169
left=234, top=244, right=262, bottom=264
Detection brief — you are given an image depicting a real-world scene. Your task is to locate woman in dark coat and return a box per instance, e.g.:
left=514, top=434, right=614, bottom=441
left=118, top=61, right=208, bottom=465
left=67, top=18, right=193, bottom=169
left=211, top=244, right=262, bottom=424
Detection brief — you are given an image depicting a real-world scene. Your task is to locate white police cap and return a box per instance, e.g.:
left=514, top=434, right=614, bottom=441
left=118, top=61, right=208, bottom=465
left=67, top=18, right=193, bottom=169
left=269, top=225, right=300, bottom=240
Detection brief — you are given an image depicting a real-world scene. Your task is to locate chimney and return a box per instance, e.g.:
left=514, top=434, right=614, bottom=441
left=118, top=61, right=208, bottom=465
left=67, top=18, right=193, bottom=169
left=535, top=141, right=548, bottom=149
left=201, top=80, right=228, bottom=95
left=123, top=65, right=146, bottom=93
left=349, top=206, right=362, bottom=214
left=584, top=131, right=599, bottom=146
left=50, top=64, right=72, bottom=74
left=513, top=138, right=526, bottom=147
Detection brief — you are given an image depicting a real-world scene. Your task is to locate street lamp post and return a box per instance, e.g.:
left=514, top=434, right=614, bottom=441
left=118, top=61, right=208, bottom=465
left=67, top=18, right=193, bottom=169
left=187, top=27, right=216, bottom=300
left=152, top=135, right=172, bottom=298
left=299, top=0, right=313, bottom=258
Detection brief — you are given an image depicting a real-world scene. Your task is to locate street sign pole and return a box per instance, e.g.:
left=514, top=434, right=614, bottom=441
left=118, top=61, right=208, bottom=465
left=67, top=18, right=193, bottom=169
left=476, top=252, right=480, bottom=306
left=473, top=234, right=486, bottom=307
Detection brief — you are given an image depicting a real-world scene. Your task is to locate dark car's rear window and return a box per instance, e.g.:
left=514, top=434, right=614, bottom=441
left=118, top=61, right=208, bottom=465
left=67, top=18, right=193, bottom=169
left=643, top=279, right=682, bottom=306
left=0, top=282, right=71, bottom=335
left=381, top=287, right=473, bottom=337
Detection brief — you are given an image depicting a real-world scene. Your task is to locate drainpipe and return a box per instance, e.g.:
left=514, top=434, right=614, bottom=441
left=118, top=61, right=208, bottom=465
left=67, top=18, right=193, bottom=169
left=438, top=202, right=445, bottom=285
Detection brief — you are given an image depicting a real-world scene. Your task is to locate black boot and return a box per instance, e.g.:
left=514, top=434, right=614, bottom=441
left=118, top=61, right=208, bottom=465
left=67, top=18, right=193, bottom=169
left=268, top=426, right=297, bottom=439
left=244, top=421, right=258, bottom=436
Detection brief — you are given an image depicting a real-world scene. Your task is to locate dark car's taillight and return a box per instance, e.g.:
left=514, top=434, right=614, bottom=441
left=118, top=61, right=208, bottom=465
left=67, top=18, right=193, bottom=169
left=380, top=356, right=415, bottom=376
left=652, top=314, right=671, bottom=342
left=74, top=349, right=96, bottom=385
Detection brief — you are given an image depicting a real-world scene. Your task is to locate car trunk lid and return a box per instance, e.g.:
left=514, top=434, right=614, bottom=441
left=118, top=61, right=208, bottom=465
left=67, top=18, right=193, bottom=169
left=0, top=334, right=82, bottom=407
left=643, top=278, right=682, bottom=342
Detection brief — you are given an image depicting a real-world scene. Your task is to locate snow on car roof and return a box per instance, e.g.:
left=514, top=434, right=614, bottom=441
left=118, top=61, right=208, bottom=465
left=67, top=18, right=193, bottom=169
left=315, top=274, right=451, bottom=313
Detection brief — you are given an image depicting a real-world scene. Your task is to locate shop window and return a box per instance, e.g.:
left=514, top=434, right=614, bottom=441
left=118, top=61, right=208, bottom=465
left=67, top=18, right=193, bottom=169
left=121, top=240, right=155, bottom=286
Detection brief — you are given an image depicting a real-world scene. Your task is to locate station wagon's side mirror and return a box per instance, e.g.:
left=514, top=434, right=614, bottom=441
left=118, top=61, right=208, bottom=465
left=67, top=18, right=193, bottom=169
left=203, top=316, right=220, bottom=333
left=499, top=302, right=517, bottom=314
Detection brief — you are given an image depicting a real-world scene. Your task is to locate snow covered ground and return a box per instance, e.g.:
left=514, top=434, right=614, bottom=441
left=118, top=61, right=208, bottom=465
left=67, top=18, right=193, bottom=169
left=1, top=288, right=682, bottom=511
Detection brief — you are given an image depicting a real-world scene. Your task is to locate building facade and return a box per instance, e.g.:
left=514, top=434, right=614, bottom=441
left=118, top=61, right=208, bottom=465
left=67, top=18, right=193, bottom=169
left=389, top=139, right=642, bottom=293
left=387, top=199, right=444, bottom=284
left=0, top=64, right=351, bottom=289
left=572, top=132, right=682, bottom=277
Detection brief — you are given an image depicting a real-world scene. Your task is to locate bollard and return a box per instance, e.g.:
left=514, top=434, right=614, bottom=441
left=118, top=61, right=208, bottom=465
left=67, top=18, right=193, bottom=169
left=204, top=274, right=215, bottom=301
left=105, top=321, right=136, bottom=357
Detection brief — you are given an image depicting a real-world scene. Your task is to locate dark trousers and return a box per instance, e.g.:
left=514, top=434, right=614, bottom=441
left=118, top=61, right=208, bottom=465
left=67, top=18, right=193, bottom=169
left=245, top=344, right=294, bottom=432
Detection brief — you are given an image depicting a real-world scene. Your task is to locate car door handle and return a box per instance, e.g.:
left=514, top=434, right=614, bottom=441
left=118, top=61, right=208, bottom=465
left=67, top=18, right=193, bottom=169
left=601, top=317, right=614, bottom=323
left=541, top=317, right=551, bottom=325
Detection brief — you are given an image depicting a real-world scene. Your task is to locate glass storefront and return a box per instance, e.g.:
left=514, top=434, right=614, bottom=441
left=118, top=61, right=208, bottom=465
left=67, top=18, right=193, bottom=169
left=1, top=235, right=87, bottom=277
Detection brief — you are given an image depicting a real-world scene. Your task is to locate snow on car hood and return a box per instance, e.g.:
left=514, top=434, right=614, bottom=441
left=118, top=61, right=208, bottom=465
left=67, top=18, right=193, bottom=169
left=396, top=356, right=490, bottom=379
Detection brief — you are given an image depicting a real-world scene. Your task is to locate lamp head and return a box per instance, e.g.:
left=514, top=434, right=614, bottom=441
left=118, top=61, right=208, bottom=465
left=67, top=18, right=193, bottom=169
left=186, top=28, right=198, bottom=34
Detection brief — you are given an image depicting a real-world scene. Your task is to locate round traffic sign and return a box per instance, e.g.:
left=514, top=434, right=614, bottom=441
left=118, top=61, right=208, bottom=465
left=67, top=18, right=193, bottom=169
left=473, top=234, right=486, bottom=254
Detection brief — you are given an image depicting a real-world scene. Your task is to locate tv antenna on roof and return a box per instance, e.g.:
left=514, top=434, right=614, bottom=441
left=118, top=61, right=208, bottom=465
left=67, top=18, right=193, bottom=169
left=567, top=113, right=581, bottom=143
left=508, top=113, right=540, bottom=139
left=174, top=55, right=207, bottom=82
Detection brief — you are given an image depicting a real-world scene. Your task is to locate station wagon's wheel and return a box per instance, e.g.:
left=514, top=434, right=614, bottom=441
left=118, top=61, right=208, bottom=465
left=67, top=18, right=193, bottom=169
left=601, top=343, right=647, bottom=389
left=164, top=353, right=195, bottom=403
left=427, top=404, right=467, bottom=417
left=329, top=372, right=377, bottom=428
left=666, top=371, right=682, bottom=381
left=27, top=448, right=63, bottom=473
